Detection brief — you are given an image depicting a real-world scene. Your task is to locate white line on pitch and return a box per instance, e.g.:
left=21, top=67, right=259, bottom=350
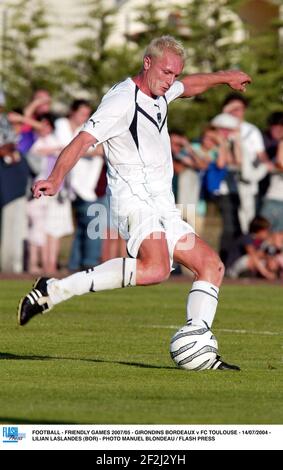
left=139, top=325, right=282, bottom=336
left=216, top=328, right=281, bottom=336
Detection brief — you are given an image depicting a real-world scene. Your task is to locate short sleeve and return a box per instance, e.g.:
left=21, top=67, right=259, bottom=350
left=82, top=90, right=132, bottom=144
left=165, top=81, right=185, bottom=104
left=242, top=124, right=265, bottom=154
left=251, top=127, right=265, bottom=154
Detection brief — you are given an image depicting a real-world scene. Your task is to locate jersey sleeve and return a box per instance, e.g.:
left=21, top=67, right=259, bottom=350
left=165, top=80, right=185, bottom=104
left=82, top=90, right=132, bottom=144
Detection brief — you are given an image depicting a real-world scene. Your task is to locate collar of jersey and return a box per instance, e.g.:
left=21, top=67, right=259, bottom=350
left=128, top=77, right=161, bottom=103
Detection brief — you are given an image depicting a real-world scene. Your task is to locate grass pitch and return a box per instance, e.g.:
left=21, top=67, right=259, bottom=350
left=0, top=280, right=282, bottom=424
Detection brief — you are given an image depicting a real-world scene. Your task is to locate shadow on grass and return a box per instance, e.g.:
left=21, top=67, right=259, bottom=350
left=0, top=352, right=177, bottom=425
left=0, top=352, right=175, bottom=370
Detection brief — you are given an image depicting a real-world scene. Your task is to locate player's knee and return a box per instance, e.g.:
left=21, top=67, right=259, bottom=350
left=137, top=260, right=170, bottom=285
left=200, top=252, right=224, bottom=284
left=148, top=264, right=170, bottom=284
left=215, top=258, right=225, bottom=283
left=210, top=256, right=225, bottom=283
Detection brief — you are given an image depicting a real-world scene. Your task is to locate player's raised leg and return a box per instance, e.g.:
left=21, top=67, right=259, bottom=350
left=174, top=234, right=223, bottom=328
left=17, top=232, right=170, bottom=326
left=174, top=233, right=240, bottom=370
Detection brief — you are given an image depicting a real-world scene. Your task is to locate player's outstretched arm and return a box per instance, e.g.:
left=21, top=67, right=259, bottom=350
left=181, top=70, right=251, bottom=98
left=32, top=131, right=97, bottom=198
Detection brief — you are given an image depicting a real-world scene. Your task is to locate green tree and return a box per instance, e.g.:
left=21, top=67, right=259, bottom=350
left=126, top=0, right=247, bottom=137
left=71, top=0, right=138, bottom=107
left=130, top=1, right=177, bottom=48
left=133, top=0, right=282, bottom=135
left=1, top=0, right=51, bottom=109
left=239, top=15, right=283, bottom=129
left=168, top=0, right=246, bottom=137
left=180, top=0, right=244, bottom=72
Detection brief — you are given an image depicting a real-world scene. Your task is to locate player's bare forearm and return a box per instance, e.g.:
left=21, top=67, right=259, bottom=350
left=48, top=132, right=95, bottom=182
left=32, top=131, right=96, bottom=198
left=181, top=70, right=251, bottom=97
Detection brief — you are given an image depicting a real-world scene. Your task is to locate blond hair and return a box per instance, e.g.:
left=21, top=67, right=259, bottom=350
left=144, top=36, right=186, bottom=61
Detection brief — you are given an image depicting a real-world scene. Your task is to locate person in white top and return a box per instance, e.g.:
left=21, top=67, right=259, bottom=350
left=26, top=113, right=73, bottom=274
left=55, top=100, right=106, bottom=270
left=222, top=93, right=270, bottom=233
left=55, top=99, right=104, bottom=202
left=18, top=36, right=251, bottom=370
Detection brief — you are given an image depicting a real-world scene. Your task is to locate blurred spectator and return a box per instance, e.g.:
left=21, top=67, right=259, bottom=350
left=68, top=149, right=107, bottom=270
left=7, top=109, right=43, bottom=156
left=55, top=100, right=108, bottom=270
left=55, top=99, right=90, bottom=146
left=20, top=89, right=54, bottom=155
left=258, top=112, right=283, bottom=210
left=170, top=131, right=209, bottom=233
left=0, top=90, right=29, bottom=272
left=260, top=139, right=283, bottom=233
left=200, top=119, right=241, bottom=194
left=26, top=113, right=73, bottom=274
left=261, top=231, right=283, bottom=280
left=263, top=112, right=283, bottom=161
left=190, top=126, right=221, bottom=234
left=208, top=113, right=242, bottom=266
left=222, top=93, right=269, bottom=233
left=169, top=130, right=189, bottom=276
left=98, top=164, right=127, bottom=263
left=226, top=216, right=278, bottom=280
left=169, top=130, right=186, bottom=200
left=24, top=89, right=52, bottom=120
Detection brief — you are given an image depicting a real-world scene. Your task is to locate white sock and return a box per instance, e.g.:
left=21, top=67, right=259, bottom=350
left=47, top=258, right=136, bottom=305
left=186, top=280, right=219, bottom=328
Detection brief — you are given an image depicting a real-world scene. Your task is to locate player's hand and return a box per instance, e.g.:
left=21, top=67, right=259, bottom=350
left=32, top=179, right=59, bottom=198
left=217, top=70, right=252, bottom=92
left=228, top=70, right=251, bottom=92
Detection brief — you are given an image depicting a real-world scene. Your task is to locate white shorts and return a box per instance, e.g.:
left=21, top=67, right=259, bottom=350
left=109, top=190, right=195, bottom=263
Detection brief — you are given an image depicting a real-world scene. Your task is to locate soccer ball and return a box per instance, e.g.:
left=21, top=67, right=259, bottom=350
left=170, top=324, right=218, bottom=371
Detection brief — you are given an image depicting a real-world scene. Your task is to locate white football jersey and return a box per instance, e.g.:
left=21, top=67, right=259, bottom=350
left=82, top=78, right=184, bottom=200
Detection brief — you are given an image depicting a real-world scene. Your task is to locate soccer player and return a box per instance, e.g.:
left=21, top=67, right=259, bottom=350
left=18, top=36, right=251, bottom=370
